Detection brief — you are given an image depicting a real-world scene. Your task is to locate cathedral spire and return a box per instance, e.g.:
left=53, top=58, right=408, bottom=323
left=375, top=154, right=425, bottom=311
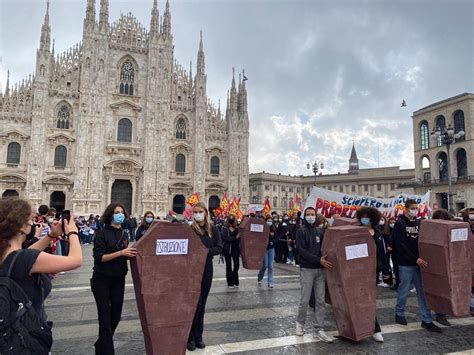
left=150, top=0, right=159, bottom=39
left=39, top=0, right=51, bottom=51
left=196, top=30, right=205, bottom=75
left=229, top=68, right=237, bottom=114
left=163, top=0, right=171, bottom=38
left=348, top=140, right=359, bottom=173
left=84, top=0, right=96, bottom=31
left=99, top=0, right=109, bottom=31
left=5, top=70, right=10, bottom=97
left=240, top=69, right=248, bottom=113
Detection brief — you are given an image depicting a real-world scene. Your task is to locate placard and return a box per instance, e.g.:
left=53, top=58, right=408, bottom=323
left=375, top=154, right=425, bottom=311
left=451, top=228, right=468, bottom=242
left=250, top=223, right=264, bottom=233
left=345, top=243, right=368, bottom=260
left=156, top=239, right=189, bottom=255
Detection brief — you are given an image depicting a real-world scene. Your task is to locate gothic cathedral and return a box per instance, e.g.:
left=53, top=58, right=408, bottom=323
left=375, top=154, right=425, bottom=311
left=0, top=0, right=250, bottom=216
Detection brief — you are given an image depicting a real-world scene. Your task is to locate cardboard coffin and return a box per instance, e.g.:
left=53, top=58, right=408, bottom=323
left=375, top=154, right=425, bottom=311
left=238, top=217, right=270, bottom=269
left=130, top=222, right=208, bottom=355
left=332, top=217, right=359, bottom=227
left=419, top=219, right=472, bottom=317
left=321, top=225, right=376, bottom=341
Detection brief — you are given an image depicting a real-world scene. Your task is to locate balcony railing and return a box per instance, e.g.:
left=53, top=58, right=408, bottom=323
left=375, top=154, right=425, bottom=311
left=398, top=175, right=474, bottom=188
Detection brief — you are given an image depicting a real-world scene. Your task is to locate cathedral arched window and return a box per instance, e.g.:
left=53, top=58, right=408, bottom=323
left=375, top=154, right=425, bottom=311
left=56, top=105, right=71, bottom=129
left=420, top=121, right=429, bottom=150
left=210, top=156, right=220, bottom=175
left=117, top=118, right=132, bottom=143
left=6, top=142, right=21, bottom=165
left=54, top=145, right=67, bottom=167
left=119, top=61, right=135, bottom=96
left=175, top=118, right=187, bottom=139
left=175, top=154, right=186, bottom=173
left=454, top=110, right=465, bottom=141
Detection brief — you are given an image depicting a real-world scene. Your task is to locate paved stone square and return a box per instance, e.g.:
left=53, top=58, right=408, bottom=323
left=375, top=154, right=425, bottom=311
left=47, top=245, right=474, bottom=354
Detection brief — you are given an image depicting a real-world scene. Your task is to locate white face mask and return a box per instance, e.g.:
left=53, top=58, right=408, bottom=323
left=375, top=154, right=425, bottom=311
left=389, top=223, right=395, bottom=228
left=408, top=209, right=418, bottom=217
left=305, top=216, right=316, bottom=224
left=46, top=217, right=54, bottom=224
left=379, top=220, right=385, bottom=226
left=193, top=212, right=205, bottom=222
left=469, top=214, right=474, bottom=219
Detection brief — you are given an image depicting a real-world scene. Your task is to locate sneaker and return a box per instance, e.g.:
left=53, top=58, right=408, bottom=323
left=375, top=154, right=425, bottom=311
left=395, top=314, right=407, bottom=325
left=187, top=341, right=196, bottom=351
left=315, top=330, right=334, bottom=343
left=228, top=285, right=234, bottom=289
left=372, top=332, right=384, bottom=342
left=295, top=264, right=300, bottom=268
left=195, top=340, right=206, bottom=349
left=377, top=282, right=390, bottom=288
left=435, top=315, right=451, bottom=326
left=258, top=279, right=262, bottom=285
left=421, top=321, right=442, bottom=333
left=410, top=287, right=417, bottom=294
left=234, top=285, right=239, bottom=288
left=268, top=284, right=274, bottom=288
left=295, top=322, right=304, bottom=336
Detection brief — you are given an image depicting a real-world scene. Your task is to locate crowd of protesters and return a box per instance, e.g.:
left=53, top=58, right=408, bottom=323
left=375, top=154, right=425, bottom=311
left=1, top=195, right=473, bottom=354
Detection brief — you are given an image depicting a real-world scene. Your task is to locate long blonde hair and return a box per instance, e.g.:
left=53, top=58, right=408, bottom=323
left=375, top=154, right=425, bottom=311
left=191, top=202, right=212, bottom=238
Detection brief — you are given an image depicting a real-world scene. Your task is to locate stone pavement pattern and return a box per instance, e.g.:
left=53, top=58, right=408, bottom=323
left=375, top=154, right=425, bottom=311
left=47, top=245, right=474, bottom=354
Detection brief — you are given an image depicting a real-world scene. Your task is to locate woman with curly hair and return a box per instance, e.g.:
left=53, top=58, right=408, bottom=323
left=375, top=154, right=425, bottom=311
left=0, top=197, right=82, bottom=354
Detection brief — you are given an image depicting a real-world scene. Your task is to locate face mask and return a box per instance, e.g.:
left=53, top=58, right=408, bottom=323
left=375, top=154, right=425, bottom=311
left=194, top=212, right=205, bottom=222
left=389, top=223, right=395, bottom=228
left=46, top=217, right=54, bottom=224
left=360, top=217, right=371, bottom=226
left=145, top=217, right=153, bottom=224
left=469, top=214, right=474, bottom=219
left=408, top=209, right=418, bottom=217
left=379, top=220, right=385, bottom=226
left=305, top=216, right=316, bottom=224
left=113, top=213, right=125, bottom=224
left=266, top=220, right=273, bottom=226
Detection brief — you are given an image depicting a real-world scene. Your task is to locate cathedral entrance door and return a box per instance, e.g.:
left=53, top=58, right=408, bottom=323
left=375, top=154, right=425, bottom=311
left=172, top=195, right=185, bottom=214
left=50, top=191, right=66, bottom=212
left=208, top=195, right=220, bottom=216
left=111, top=180, right=133, bottom=215
left=2, top=190, right=19, bottom=199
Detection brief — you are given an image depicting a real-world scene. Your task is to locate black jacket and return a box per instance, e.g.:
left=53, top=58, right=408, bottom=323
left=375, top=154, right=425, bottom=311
left=196, top=225, right=223, bottom=262
left=136, top=223, right=151, bottom=241
left=296, top=223, right=324, bottom=269
left=93, top=225, right=130, bottom=278
left=374, top=228, right=390, bottom=273
left=393, top=214, right=421, bottom=266
left=221, top=226, right=240, bottom=255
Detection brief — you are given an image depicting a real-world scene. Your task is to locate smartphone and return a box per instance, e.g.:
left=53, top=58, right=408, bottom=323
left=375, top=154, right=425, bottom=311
left=55, top=212, right=62, bottom=220
left=61, top=210, right=71, bottom=235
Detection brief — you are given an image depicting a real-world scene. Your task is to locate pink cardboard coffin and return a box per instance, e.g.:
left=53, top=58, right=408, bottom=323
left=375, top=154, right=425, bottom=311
left=419, top=219, right=472, bottom=316
left=332, top=217, right=359, bottom=227
left=130, top=222, right=208, bottom=355
left=238, top=217, right=270, bottom=270
left=322, top=225, right=376, bottom=341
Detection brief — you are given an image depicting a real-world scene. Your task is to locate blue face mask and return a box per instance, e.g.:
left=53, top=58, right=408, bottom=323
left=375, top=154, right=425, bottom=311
left=113, top=213, right=125, bottom=225
left=145, top=217, right=153, bottom=224
left=360, top=217, right=371, bottom=226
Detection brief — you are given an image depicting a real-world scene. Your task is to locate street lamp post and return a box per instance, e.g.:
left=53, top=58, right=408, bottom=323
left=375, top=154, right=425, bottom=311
left=307, top=161, right=324, bottom=186
left=430, top=124, right=465, bottom=213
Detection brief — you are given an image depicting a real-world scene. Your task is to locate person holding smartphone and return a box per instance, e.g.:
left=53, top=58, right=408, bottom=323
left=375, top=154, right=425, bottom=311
left=91, top=203, right=137, bottom=355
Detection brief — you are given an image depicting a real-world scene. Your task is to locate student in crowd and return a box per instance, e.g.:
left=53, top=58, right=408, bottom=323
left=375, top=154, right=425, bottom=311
left=355, top=207, right=390, bottom=342
left=387, top=217, right=399, bottom=291
left=257, top=217, right=276, bottom=288
left=276, top=216, right=289, bottom=263
left=394, top=199, right=441, bottom=333
left=135, top=211, right=155, bottom=241
left=221, top=215, right=241, bottom=289
left=91, top=203, right=137, bottom=355
left=295, top=207, right=334, bottom=343
left=376, top=215, right=391, bottom=287
left=0, top=198, right=82, bottom=354
left=187, top=202, right=222, bottom=351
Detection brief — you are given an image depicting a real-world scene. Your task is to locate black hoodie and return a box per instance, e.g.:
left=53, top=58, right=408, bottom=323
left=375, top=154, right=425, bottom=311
left=393, top=214, right=421, bottom=266
left=296, top=208, right=324, bottom=269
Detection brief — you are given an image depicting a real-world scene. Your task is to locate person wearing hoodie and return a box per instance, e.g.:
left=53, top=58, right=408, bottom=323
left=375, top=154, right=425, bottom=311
left=394, top=199, right=441, bottom=333
left=295, top=207, right=334, bottom=343
left=135, top=211, right=155, bottom=241
left=257, top=217, right=277, bottom=288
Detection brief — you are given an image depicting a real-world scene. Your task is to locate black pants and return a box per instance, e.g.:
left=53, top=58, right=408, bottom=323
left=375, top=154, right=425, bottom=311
left=277, top=240, right=288, bottom=263
left=224, top=247, right=240, bottom=287
left=189, top=260, right=213, bottom=344
left=91, top=273, right=126, bottom=355
left=375, top=317, right=381, bottom=333
left=391, top=252, right=400, bottom=288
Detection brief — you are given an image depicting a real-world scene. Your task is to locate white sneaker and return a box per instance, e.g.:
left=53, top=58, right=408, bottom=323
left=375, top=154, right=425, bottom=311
left=316, top=330, right=334, bottom=343
left=372, top=332, right=384, bottom=342
left=377, top=282, right=390, bottom=288
left=257, top=280, right=262, bottom=285
left=228, top=286, right=234, bottom=289
left=295, top=322, right=304, bottom=336
left=410, top=287, right=417, bottom=294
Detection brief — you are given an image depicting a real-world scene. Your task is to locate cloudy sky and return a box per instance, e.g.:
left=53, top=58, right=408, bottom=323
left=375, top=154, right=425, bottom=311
left=1, top=0, right=473, bottom=175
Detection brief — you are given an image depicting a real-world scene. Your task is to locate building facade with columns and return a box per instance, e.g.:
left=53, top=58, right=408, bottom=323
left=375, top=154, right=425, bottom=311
left=249, top=144, right=416, bottom=214
left=404, top=93, right=473, bottom=211
left=0, top=0, right=250, bottom=216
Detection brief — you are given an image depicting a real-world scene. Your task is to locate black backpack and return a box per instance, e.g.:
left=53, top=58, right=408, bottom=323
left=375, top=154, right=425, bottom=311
left=0, top=251, right=52, bottom=354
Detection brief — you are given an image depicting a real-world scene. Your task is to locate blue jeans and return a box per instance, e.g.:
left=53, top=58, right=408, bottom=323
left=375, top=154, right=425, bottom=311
left=258, top=248, right=275, bottom=286
left=396, top=265, right=433, bottom=323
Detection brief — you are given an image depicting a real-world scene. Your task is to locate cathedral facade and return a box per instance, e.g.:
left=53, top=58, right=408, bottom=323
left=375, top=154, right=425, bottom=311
left=0, top=0, right=250, bottom=216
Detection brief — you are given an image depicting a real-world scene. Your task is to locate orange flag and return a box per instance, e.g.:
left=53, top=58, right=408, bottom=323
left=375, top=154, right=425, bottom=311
left=263, top=197, right=271, bottom=217
left=220, top=193, right=229, bottom=212
left=186, top=192, right=200, bottom=207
